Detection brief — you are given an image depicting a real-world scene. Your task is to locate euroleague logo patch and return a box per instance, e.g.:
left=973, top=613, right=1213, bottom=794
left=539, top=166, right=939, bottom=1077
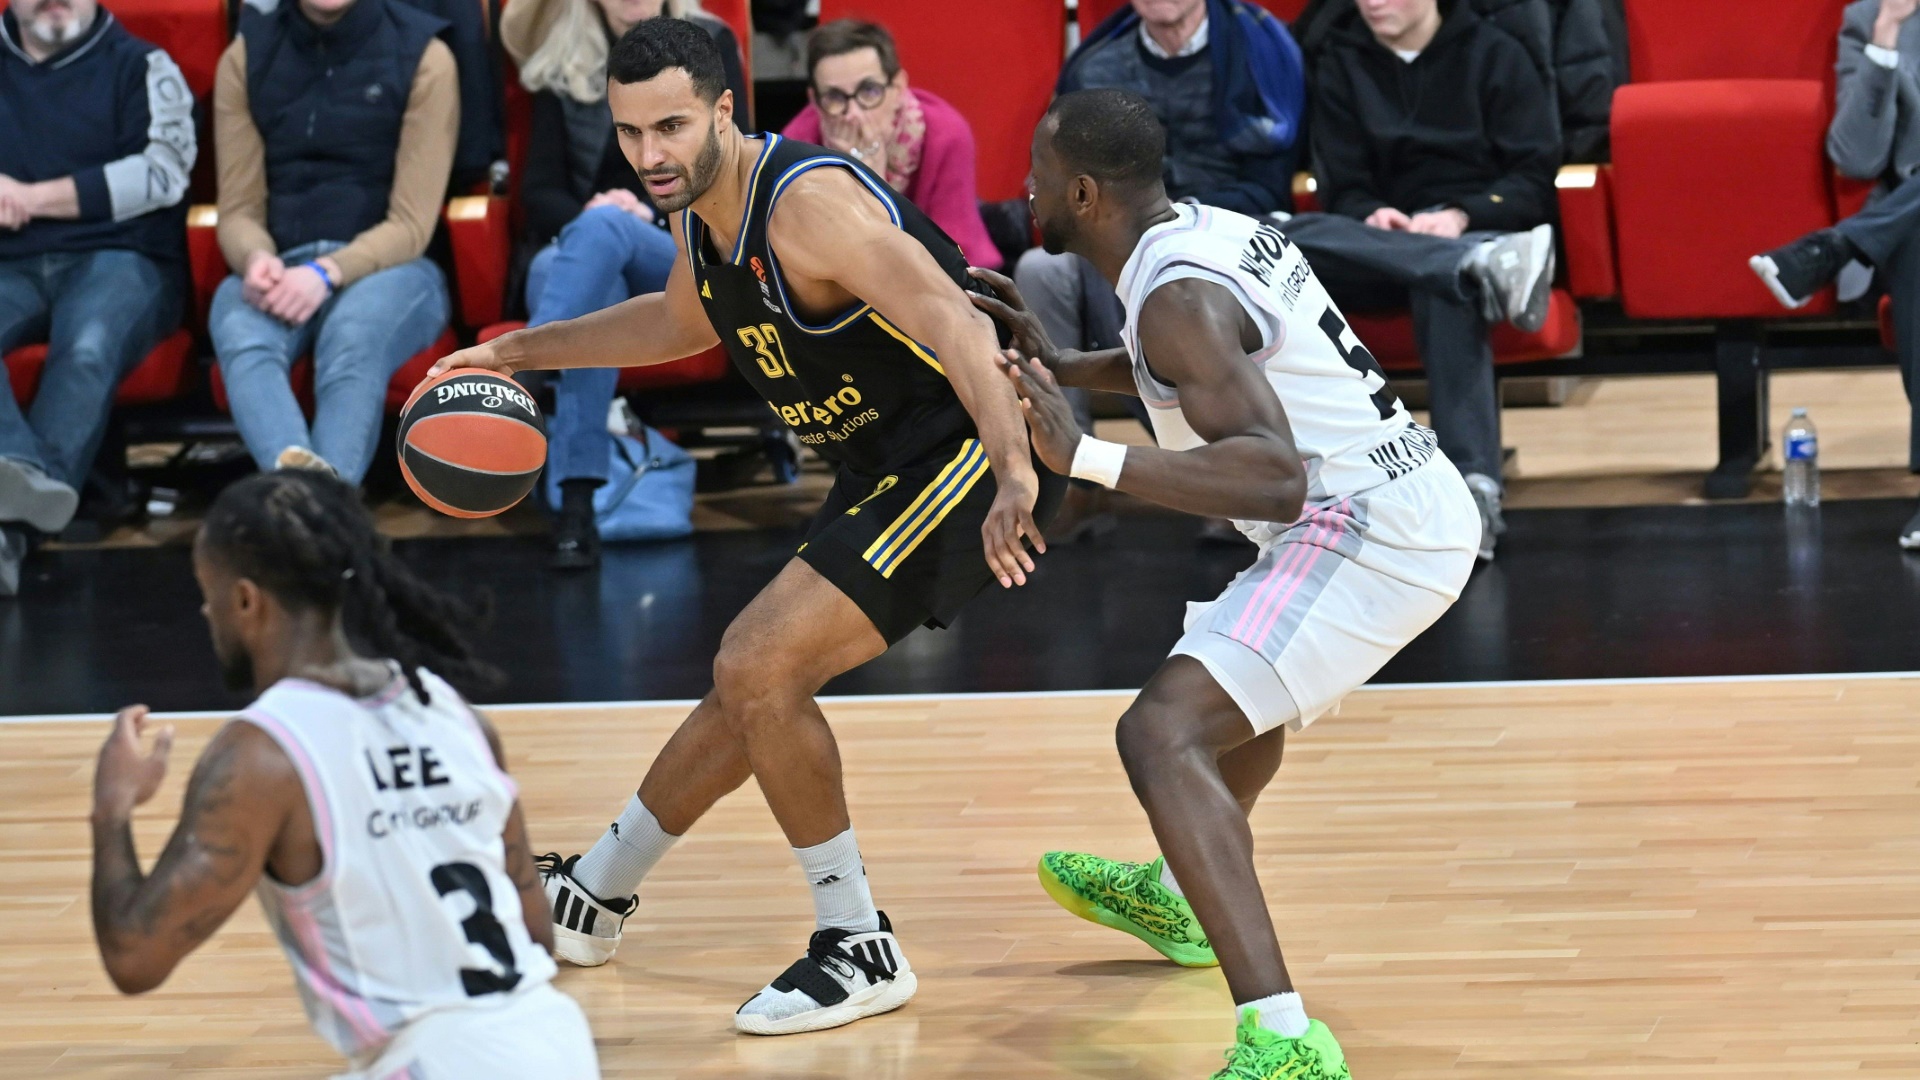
left=433, top=378, right=536, bottom=418
left=750, top=256, right=767, bottom=284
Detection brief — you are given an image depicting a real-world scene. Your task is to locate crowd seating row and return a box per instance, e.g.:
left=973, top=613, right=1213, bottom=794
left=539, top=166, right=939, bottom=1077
left=3, top=0, right=1899, bottom=501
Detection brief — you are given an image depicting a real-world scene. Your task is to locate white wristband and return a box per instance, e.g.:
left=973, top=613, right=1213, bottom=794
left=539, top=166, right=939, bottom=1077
left=1069, top=435, right=1127, bottom=489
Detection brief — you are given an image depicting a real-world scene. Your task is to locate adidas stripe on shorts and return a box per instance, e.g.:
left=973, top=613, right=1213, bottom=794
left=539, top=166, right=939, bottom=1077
left=796, top=438, right=1066, bottom=644
left=1173, top=454, right=1482, bottom=735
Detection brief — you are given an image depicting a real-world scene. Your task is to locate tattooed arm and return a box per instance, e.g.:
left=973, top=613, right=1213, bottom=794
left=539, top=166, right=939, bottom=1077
left=472, top=709, right=555, bottom=954
left=90, top=706, right=297, bottom=994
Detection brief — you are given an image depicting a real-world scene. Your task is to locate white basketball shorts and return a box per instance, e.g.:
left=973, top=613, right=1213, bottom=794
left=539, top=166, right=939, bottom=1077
left=1171, top=453, right=1481, bottom=735
left=334, top=983, right=600, bottom=1080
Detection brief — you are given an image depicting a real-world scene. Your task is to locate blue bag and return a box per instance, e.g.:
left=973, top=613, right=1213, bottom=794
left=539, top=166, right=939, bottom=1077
left=545, top=425, right=696, bottom=543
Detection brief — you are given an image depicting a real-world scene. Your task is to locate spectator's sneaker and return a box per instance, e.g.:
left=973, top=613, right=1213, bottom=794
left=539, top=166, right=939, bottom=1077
left=1471, top=225, right=1556, bottom=333
left=551, top=500, right=601, bottom=570
left=274, top=446, right=338, bottom=476
left=0, top=457, right=78, bottom=534
left=1463, top=472, right=1505, bottom=562
left=1901, top=505, right=1920, bottom=551
left=734, top=912, right=916, bottom=1035
left=1210, top=1009, right=1351, bottom=1080
left=1750, top=230, right=1856, bottom=310
left=538, top=853, right=636, bottom=967
left=0, top=525, right=26, bottom=597
left=1037, top=852, right=1217, bottom=967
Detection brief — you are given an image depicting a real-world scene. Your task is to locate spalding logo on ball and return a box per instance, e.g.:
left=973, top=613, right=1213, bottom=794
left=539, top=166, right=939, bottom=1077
left=397, top=368, right=547, bottom=518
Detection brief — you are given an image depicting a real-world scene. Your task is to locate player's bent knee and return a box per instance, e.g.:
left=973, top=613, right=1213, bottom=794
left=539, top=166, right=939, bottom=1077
left=1114, top=705, right=1206, bottom=783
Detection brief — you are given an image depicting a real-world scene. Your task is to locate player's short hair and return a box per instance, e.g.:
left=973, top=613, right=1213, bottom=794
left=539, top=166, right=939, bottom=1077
left=806, top=19, right=902, bottom=82
left=1043, top=89, right=1166, bottom=192
left=608, top=16, right=729, bottom=104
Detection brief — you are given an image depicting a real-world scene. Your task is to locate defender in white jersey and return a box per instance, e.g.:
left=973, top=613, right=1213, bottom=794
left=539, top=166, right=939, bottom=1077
left=972, top=91, right=1479, bottom=1079
left=89, top=469, right=598, bottom=1079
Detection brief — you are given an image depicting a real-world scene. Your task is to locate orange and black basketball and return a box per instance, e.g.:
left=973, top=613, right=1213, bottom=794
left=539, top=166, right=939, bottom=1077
left=396, top=368, right=547, bottom=519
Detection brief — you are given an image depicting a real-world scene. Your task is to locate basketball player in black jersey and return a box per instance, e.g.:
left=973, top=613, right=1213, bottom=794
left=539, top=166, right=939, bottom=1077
left=430, top=20, right=1063, bottom=1034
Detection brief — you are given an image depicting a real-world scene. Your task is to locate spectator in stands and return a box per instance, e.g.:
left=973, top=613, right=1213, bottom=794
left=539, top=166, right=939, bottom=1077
left=1017, top=0, right=1307, bottom=541
left=209, top=0, right=457, bottom=486
left=784, top=20, right=1000, bottom=270
left=0, top=0, right=194, bottom=594
left=1293, top=0, right=1617, bottom=163
left=505, top=0, right=746, bottom=570
left=1750, top=0, right=1920, bottom=547
left=1279, top=0, right=1560, bottom=560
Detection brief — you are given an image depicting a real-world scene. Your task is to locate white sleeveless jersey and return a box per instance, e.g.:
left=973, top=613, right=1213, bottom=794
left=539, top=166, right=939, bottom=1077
left=236, top=668, right=557, bottom=1061
left=1116, top=204, right=1440, bottom=540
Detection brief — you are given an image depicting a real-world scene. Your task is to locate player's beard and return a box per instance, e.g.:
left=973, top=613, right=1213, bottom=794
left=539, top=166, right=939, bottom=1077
left=647, top=120, right=725, bottom=215
left=1036, top=209, right=1073, bottom=257
left=217, top=644, right=255, bottom=694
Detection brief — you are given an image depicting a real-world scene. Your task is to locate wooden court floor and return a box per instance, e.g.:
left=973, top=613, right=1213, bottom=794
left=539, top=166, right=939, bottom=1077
left=5, top=676, right=1920, bottom=1078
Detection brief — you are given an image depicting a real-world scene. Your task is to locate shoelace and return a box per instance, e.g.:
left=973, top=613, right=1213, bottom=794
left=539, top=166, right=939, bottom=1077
left=1098, top=859, right=1158, bottom=896
left=805, top=928, right=894, bottom=985
left=535, top=852, right=638, bottom=916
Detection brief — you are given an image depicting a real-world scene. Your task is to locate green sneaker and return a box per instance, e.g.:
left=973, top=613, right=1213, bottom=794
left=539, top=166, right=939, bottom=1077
left=1036, top=852, right=1217, bottom=967
left=1211, top=1010, right=1351, bottom=1080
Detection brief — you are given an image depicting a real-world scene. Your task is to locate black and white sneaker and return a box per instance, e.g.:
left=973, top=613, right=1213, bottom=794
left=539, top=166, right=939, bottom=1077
left=538, top=853, right=637, bottom=967
left=734, top=912, right=917, bottom=1035
left=1750, top=229, right=1855, bottom=310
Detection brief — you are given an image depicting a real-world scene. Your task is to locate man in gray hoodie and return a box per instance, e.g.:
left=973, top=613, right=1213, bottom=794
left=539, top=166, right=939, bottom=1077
left=1750, top=0, right=1920, bottom=546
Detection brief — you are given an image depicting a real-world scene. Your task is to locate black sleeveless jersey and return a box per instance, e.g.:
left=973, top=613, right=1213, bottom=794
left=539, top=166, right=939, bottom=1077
left=683, top=134, right=979, bottom=475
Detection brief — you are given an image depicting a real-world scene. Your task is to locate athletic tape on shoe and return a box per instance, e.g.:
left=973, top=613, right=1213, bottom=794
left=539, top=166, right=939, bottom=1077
left=1070, top=436, right=1128, bottom=489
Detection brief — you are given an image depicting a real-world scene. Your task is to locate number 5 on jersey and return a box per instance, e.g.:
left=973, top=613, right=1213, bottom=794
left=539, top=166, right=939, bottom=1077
left=1318, top=308, right=1401, bottom=422
left=738, top=324, right=794, bottom=380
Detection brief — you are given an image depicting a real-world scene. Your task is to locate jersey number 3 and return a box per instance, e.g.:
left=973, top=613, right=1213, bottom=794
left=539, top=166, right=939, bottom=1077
left=1318, top=308, right=1401, bottom=421
left=432, top=861, right=523, bottom=996
left=738, top=324, right=794, bottom=380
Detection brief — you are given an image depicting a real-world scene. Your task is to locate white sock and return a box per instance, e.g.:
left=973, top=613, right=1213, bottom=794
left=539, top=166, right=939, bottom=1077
left=571, top=794, right=679, bottom=901
left=1158, top=859, right=1185, bottom=898
left=794, top=828, right=879, bottom=932
left=1243, top=991, right=1310, bottom=1039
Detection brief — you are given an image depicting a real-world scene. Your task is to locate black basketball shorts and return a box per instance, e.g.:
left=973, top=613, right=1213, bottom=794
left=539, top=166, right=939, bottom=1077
left=797, top=438, right=1067, bottom=644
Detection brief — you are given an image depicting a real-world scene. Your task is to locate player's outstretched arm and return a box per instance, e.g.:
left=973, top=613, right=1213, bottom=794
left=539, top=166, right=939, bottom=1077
left=966, top=267, right=1138, bottom=396
left=90, top=708, right=296, bottom=995
left=771, top=171, right=1045, bottom=588
left=1001, top=278, right=1307, bottom=524
left=425, top=215, right=721, bottom=381
left=472, top=710, right=555, bottom=955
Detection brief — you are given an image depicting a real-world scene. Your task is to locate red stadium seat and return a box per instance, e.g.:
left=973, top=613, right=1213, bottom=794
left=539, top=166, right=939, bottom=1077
left=475, top=322, right=735, bottom=391
left=1611, top=0, right=1849, bottom=321
left=819, top=0, right=1067, bottom=200
left=1608, top=0, right=1852, bottom=497
left=1351, top=291, right=1582, bottom=374
left=4, top=330, right=196, bottom=408
left=110, top=0, right=227, bottom=100
left=445, top=195, right=514, bottom=329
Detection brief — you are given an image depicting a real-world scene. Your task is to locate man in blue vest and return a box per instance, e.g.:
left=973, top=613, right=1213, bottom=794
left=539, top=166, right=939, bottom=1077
left=210, top=0, right=458, bottom=485
left=0, top=0, right=195, bottom=594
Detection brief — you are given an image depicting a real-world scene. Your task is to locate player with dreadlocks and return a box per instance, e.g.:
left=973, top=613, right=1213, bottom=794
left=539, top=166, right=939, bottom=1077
left=87, top=468, right=600, bottom=1078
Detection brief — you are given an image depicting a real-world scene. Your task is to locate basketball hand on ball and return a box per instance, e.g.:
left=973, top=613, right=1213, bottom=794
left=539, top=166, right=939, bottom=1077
left=427, top=340, right=514, bottom=381
left=91, top=705, right=174, bottom=822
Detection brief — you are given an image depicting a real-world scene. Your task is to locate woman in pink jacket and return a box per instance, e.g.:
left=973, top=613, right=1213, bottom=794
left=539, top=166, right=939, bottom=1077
left=783, top=19, right=1002, bottom=270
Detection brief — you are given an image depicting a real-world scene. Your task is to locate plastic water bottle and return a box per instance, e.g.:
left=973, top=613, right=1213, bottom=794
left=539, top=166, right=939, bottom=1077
left=1783, top=408, right=1820, bottom=508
